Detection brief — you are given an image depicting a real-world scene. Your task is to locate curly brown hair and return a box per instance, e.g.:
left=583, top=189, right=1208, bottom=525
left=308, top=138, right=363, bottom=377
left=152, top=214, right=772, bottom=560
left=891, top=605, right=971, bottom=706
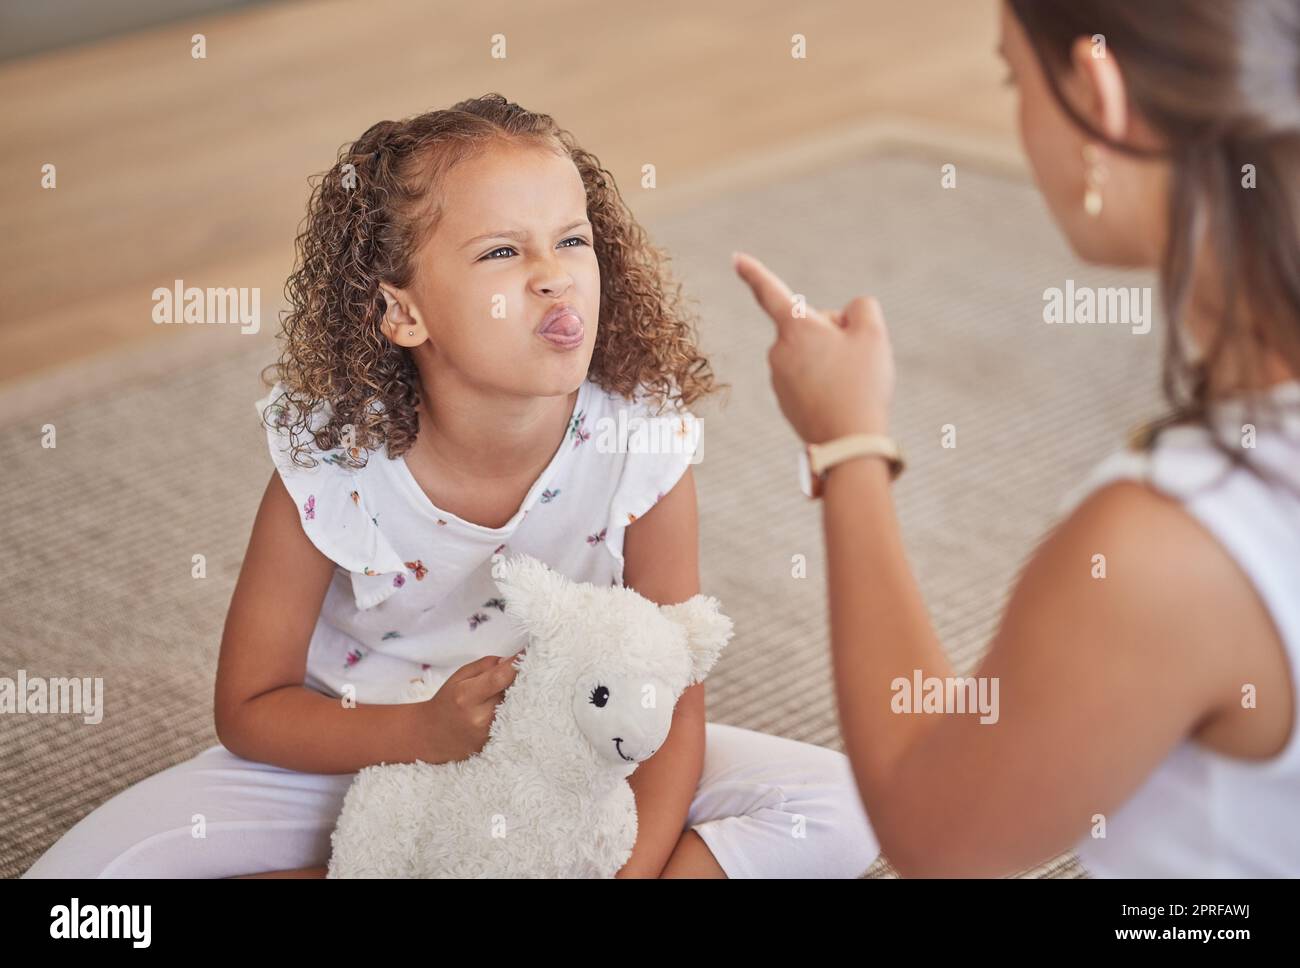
left=260, top=93, right=725, bottom=468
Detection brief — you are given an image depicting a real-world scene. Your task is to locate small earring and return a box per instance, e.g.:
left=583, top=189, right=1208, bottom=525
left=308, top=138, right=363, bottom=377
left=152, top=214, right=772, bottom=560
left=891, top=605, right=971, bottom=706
left=1083, top=143, right=1107, bottom=217
left=408, top=329, right=415, bottom=337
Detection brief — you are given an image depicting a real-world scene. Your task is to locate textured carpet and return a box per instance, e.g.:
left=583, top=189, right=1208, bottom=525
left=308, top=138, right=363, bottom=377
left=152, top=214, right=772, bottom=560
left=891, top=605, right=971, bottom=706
left=0, top=138, right=1163, bottom=878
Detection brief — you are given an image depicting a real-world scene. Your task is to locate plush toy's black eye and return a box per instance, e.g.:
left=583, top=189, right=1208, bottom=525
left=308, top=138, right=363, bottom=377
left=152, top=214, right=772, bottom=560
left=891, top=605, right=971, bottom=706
left=589, top=685, right=609, bottom=708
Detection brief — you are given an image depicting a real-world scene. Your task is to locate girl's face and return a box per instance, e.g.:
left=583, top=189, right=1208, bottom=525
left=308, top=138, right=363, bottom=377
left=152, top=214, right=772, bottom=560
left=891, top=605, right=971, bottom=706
left=383, top=140, right=599, bottom=399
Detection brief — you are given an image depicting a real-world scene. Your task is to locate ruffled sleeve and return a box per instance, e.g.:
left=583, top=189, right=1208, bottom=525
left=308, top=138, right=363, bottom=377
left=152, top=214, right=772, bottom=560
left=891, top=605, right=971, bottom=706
left=253, top=382, right=409, bottom=610
left=1056, top=425, right=1236, bottom=519
left=602, top=386, right=703, bottom=571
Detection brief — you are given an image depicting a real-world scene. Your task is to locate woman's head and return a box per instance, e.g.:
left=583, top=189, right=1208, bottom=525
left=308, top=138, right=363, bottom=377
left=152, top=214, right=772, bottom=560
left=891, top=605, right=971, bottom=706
left=1000, top=0, right=1299, bottom=421
left=265, top=94, right=721, bottom=466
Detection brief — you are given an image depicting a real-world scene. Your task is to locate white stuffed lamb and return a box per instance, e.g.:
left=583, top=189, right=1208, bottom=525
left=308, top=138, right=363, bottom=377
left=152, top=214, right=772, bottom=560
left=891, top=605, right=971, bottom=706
left=326, top=553, right=733, bottom=878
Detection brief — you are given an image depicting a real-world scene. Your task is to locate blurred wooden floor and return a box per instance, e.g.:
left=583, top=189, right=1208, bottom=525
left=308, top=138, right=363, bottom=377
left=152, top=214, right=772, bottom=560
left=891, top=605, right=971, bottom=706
left=1, top=0, right=1016, bottom=386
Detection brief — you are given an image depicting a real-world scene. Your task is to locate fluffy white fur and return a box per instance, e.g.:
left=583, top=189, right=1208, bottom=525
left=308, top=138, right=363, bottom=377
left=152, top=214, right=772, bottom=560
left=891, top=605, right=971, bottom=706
left=326, top=553, right=733, bottom=878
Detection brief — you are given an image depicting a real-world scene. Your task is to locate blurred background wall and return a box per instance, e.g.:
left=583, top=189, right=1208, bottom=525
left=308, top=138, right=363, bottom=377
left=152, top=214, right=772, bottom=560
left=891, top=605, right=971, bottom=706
left=0, top=0, right=270, bottom=62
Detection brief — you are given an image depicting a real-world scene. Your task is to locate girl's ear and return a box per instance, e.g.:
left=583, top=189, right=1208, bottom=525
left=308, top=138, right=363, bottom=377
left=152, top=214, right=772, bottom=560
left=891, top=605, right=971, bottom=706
left=378, top=284, right=428, bottom=348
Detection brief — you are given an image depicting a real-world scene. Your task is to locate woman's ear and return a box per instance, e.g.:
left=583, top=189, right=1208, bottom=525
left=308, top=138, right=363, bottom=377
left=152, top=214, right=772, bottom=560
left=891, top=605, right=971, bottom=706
left=1069, top=34, right=1129, bottom=143
left=378, top=283, right=429, bottom=348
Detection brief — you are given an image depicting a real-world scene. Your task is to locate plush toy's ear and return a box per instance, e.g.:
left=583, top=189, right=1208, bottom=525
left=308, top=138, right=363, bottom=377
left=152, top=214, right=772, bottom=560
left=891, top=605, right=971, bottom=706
left=659, top=594, right=734, bottom=685
left=492, top=553, right=573, bottom=648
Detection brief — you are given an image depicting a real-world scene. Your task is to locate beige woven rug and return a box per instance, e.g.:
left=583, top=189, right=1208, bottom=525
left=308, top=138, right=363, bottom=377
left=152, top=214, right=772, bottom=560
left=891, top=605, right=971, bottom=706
left=0, top=133, right=1163, bottom=878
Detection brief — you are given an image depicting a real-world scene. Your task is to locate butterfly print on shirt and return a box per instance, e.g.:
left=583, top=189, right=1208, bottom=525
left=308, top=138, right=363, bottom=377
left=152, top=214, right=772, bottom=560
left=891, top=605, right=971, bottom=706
left=468, top=612, right=490, bottom=631
left=343, top=646, right=367, bottom=669
left=483, top=598, right=506, bottom=612
left=586, top=527, right=607, bottom=546
left=406, top=560, right=428, bottom=580
left=541, top=488, right=561, bottom=503
left=322, top=447, right=363, bottom=467
left=568, top=411, right=590, bottom=448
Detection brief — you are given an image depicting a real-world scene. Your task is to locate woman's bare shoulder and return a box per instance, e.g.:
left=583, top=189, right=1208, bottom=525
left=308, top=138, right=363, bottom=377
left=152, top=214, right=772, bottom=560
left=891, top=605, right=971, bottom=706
left=1005, top=478, right=1285, bottom=722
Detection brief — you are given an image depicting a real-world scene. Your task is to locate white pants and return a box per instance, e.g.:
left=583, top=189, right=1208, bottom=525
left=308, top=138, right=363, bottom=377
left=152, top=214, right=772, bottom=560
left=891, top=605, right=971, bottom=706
left=22, top=721, right=879, bottom=878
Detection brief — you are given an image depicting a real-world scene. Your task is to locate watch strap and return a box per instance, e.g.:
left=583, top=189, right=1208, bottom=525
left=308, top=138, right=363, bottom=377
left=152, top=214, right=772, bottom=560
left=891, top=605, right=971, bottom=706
left=808, top=433, right=904, bottom=481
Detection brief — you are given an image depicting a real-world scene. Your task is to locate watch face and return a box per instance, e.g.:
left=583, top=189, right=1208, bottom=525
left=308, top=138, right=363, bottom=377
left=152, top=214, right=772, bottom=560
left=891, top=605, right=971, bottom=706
left=797, top=449, right=813, bottom=498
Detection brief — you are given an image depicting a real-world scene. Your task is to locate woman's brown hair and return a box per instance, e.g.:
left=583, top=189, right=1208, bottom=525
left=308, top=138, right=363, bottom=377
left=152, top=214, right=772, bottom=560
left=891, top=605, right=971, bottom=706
left=1008, top=0, right=1300, bottom=476
left=261, top=93, right=723, bottom=468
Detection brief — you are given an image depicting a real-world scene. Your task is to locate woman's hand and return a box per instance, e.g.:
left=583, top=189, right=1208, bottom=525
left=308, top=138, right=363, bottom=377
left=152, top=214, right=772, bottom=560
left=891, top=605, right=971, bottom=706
left=732, top=251, right=896, bottom=443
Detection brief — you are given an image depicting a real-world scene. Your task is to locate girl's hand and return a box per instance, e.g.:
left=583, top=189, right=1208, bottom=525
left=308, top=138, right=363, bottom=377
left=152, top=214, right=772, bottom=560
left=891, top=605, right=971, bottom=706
left=732, top=251, right=896, bottom=443
left=416, top=652, right=523, bottom=763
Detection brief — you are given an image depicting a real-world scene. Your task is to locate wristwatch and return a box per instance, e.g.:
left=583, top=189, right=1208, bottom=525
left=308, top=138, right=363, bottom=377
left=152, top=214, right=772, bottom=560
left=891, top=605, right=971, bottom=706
left=798, top=433, right=905, bottom=498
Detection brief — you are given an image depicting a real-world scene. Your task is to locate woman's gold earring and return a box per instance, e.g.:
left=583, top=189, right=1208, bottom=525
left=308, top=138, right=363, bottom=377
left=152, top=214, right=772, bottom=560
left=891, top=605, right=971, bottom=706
left=408, top=329, right=415, bottom=336
left=1083, top=143, right=1107, bottom=217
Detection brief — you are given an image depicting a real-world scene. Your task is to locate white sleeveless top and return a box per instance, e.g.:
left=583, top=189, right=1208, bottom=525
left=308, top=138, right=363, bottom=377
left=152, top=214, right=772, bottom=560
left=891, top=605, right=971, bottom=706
left=1063, top=381, right=1300, bottom=876
left=253, top=378, right=701, bottom=706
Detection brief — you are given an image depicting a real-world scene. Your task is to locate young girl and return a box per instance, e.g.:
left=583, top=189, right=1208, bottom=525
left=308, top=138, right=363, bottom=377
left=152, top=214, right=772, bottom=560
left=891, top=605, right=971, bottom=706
left=23, top=94, right=879, bottom=879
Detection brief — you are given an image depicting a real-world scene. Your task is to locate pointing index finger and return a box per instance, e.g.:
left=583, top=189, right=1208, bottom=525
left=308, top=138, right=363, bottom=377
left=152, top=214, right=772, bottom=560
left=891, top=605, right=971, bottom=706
left=732, top=252, right=830, bottom=334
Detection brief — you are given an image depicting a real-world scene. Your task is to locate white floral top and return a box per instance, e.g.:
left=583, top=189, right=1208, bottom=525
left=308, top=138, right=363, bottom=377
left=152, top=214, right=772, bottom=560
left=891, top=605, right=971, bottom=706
left=253, top=378, right=701, bottom=705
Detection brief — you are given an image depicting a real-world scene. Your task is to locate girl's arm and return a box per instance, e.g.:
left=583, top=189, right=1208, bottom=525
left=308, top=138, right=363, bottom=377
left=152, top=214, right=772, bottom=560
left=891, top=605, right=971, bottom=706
left=213, top=471, right=431, bottom=774
left=615, top=465, right=708, bottom=878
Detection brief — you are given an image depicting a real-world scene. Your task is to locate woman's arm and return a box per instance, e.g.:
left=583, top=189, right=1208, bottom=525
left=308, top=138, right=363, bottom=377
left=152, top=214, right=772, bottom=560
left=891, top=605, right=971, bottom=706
left=822, top=461, right=1264, bottom=876
left=614, top=465, right=707, bottom=878
left=213, top=471, right=430, bottom=774
left=734, top=251, right=1286, bottom=876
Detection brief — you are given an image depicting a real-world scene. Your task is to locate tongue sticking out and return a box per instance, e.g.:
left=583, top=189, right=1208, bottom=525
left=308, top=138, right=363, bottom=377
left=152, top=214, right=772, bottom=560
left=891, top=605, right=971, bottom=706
left=542, top=312, right=582, bottom=338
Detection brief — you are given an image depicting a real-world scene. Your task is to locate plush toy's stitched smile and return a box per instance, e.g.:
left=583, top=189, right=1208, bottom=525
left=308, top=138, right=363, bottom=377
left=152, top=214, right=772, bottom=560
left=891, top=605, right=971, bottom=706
left=613, top=738, right=635, bottom=762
